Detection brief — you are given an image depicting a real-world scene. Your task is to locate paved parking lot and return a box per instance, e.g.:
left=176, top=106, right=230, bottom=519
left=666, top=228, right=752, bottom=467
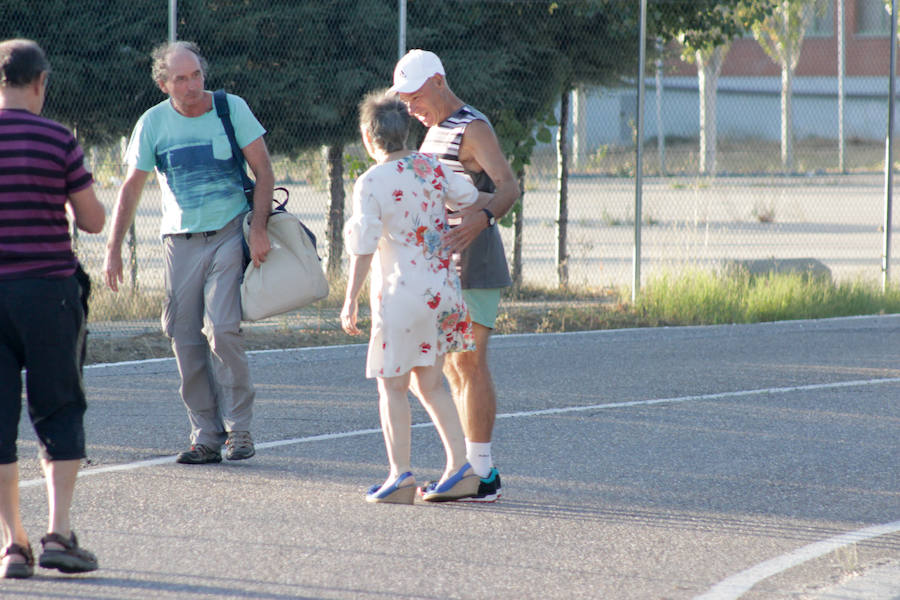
left=7, top=315, right=900, bottom=598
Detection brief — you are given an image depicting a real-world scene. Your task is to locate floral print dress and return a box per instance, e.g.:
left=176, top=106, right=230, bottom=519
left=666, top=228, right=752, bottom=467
left=344, top=152, right=478, bottom=378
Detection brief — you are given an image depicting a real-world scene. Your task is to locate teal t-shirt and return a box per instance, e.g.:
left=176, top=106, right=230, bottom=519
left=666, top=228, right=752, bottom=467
left=126, top=92, right=266, bottom=235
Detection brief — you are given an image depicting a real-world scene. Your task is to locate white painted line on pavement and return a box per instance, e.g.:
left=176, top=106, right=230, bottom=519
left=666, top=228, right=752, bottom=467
left=497, top=376, right=900, bottom=419
left=23, top=374, right=900, bottom=479
left=26, top=369, right=900, bottom=597
left=694, top=520, right=900, bottom=600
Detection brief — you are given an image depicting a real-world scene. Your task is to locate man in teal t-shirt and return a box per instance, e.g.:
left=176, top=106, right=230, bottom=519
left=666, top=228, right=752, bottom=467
left=104, top=41, right=274, bottom=464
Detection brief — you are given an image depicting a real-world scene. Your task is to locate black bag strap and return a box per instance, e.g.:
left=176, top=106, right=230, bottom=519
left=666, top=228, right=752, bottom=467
left=213, top=89, right=256, bottom=197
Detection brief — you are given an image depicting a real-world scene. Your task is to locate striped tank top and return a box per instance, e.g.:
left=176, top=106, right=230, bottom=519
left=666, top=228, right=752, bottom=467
left=420, top=105, right=511, bottom=289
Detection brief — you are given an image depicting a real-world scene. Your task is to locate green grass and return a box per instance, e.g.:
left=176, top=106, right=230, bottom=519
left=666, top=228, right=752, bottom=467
left=633, top=269, right=900, bottom=326
left=87, top=269, right=900, bottom=329
left=84, top=267, right=900, bottom=364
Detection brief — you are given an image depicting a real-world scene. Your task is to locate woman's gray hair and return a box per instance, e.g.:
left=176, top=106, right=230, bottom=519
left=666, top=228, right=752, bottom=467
left=359, top=89, right=410, bottom=153
left=151, top=40, right=208, bottom=84
left=0, top=39, right=50, bottom=87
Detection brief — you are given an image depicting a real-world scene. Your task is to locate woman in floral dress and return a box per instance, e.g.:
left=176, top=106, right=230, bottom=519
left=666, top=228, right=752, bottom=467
left=341, top=90, right=481, bottom=503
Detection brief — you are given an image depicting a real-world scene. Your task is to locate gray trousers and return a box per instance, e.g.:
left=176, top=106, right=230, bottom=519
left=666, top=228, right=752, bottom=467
left=161, top=214, right=253, bottom=448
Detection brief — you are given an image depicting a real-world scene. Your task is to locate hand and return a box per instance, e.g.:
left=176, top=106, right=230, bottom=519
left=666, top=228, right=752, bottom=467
left=341, top=299, right=361, bottom=335
left=248, top=226, right=271, bottom=268
left=442, top=205, right=489, bottom=254
left=103, top=249, right=124, bottom=292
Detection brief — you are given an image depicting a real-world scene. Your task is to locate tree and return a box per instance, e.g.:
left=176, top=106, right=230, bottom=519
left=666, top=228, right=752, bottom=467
left=751, top=0, right=827, bottom=173
left=541, top=1, right=639, bottom=287
left=0, top=0, right=165, bottom=147
left=538, top=1, right=773, bottom=286
left=180, top=0, right=398, bottom=276
left=674, top=1, right=772, bottom=176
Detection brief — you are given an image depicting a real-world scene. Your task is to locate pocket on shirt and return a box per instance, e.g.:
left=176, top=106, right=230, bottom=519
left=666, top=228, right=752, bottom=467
left=212, top=133, right=234, bottom=160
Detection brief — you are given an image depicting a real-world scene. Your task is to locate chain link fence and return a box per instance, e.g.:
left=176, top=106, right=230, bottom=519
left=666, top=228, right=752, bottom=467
left=3, top=0, right=899, bottom=337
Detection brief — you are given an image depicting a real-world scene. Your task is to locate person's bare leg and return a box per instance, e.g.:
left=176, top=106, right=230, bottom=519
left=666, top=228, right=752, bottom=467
left=442, top=347, right=466, bottom=425
left=444, top=323, right=495, bottom=442
left=412, top=359, right=467, bottom=481
left=0, top=462, right=29, bottom=563
left=375, top=373, right=413, bottom=489
left=40, top=459, right=79, bottom=550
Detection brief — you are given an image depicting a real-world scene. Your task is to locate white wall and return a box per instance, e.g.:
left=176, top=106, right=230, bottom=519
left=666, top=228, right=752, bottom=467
left=557, top=76, right=896, bottom=154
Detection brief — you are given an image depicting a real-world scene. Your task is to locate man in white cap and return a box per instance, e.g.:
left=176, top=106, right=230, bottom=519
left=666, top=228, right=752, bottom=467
left=390, top=49, right=519, bottom=502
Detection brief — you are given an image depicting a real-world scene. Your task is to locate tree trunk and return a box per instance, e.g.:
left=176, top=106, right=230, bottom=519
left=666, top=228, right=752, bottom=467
left=697, top=45, right=728, bottom=176
left=325, top=143, right=345, bottom=278
left=511, top=169, right=524, bottom=292
left=781, top=64, right=794, bottom=173
left=572, top=85, right=586, bottom=171
left=556, top=89, right=570, bottom=289
left=655, top=38, right=665, bottom=175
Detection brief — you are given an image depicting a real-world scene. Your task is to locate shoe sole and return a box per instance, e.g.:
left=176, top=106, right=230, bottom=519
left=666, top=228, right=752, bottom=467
left=39, top=553, right=98, bottom=573
left=176, top=456, right=222, bottom=464
left=422, top=474, right=481, bottom=502
left=225, top=449, right=255, bottom=460
left=1, top=564, right=34, bottom=578
left=366, top=485, right=416, bottom=504
left=456, top=491, right=501, bottom=503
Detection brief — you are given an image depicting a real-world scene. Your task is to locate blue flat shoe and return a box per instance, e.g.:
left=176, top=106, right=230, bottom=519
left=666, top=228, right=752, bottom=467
left=366, top=471, right=416, bottom=504
left=422, top=463, right=481, bottom=502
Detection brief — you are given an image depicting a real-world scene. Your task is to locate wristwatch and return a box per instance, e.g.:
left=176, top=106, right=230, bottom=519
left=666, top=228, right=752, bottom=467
left=481, top=208, right=496, bottom=227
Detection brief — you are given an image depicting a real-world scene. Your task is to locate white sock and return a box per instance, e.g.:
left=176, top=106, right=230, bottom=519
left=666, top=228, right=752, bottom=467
left=466, top=440, right=493, bottom=478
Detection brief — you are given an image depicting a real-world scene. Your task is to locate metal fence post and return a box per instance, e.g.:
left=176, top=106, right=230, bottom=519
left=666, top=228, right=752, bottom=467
left=398, top=0, right=406, bottom=59
left=633, top=0, right=647, bottom=303
left=883, top=0, right=897, bottom=291
left=837, top=0, right=845, bottom=173
left=169, top=0, right=177, bottom=43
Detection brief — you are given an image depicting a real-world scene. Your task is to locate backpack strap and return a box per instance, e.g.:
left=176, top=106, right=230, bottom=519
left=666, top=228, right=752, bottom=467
left=213, top=89, right=255, bottom=202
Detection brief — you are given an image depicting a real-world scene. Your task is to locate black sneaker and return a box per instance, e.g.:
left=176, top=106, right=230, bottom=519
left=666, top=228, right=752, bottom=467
left=419, top=467, right=502, bottom=502
left=457, top=467, right=501, bottom=503
left=176, top=444, right=222, bottom=464
left=225, top=431, right=255, bottom=460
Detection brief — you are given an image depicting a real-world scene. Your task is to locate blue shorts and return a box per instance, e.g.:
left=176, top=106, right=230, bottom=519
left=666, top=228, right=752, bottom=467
left=462, top=288, right=502, bottom=329
left=0, top=276, right=87, bottom=464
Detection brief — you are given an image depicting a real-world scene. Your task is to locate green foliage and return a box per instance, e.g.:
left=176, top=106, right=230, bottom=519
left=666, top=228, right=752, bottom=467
left=651, top=0, right=774, bottom=51
left=179, top=0, right=397, bottom=154
left=0, top=0, right=164, bottom=147
left=752, top=0, right=827, bottom=67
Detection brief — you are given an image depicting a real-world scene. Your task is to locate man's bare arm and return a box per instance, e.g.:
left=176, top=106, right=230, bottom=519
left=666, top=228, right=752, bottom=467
left=103, top=167, right=150, bottom=292
left=67, top=186, right=105, bottom=234
left=443, top=120, right=519, bottom=253
left=242, top=135, right=274, bottom=267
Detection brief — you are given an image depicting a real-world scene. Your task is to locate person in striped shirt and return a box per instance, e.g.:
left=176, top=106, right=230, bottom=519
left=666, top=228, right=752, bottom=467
left=390, top=49, right=520, bottom=502
left=0, top=38, right=105, bottom=578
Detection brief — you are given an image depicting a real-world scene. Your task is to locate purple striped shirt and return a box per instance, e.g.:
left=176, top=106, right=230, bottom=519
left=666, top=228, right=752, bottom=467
left=0, top=108, right=93, bottom=280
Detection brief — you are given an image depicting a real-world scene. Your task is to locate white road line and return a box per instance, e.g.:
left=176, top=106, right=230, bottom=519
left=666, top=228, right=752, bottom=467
left=27, top=370, right=900, bottom=597
left=23, top=374, right=900, bottom=481
left=694, top=520, right=900, bottom=600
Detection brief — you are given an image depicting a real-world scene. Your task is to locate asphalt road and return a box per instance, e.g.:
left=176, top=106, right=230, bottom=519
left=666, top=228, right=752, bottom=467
left=6, top=315, right=900, bottom=599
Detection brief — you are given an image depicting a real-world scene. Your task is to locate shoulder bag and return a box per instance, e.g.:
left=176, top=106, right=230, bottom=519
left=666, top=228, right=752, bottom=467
left=214, top=89, right=330, bottom=321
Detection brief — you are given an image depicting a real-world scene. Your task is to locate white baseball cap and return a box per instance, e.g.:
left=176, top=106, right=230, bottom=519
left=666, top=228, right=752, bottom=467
left=389, top=49, right=445, bottom=94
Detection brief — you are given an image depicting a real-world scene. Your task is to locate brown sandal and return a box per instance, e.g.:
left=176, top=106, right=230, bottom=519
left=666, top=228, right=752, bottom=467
left=1, top=542, right=35, bottom=579
left=39, top=532, right=98, bottom=573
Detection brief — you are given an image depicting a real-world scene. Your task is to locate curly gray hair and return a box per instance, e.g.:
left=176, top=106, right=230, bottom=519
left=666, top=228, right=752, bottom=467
left=150, top=40, right=208, bottom=84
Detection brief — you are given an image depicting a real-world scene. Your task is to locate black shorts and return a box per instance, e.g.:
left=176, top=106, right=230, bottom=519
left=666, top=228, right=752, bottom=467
left=0, top=275, right=87, bottom=463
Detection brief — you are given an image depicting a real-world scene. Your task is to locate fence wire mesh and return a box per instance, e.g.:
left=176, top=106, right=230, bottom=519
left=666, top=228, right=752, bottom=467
left=3, top=0, right=899, bottom=337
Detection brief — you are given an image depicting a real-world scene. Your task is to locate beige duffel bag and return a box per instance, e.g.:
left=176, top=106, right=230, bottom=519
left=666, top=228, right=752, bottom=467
left=240, top=206, right=329, bottom=321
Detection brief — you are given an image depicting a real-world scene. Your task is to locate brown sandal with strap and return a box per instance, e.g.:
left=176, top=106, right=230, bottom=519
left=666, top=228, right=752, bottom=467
left=1, top=542, right=35, bottom=579
left=39, top=531, right=98, bottom=573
